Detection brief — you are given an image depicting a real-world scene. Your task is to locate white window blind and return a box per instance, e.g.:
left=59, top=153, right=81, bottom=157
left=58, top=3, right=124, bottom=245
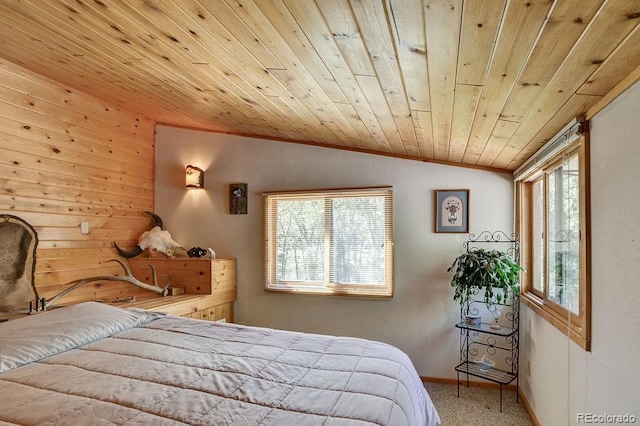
left=264, top=187, right=393, bottom=298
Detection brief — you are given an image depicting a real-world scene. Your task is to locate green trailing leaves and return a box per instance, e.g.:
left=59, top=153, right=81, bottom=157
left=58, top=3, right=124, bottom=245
left=448, top=248, right=523, bottom=305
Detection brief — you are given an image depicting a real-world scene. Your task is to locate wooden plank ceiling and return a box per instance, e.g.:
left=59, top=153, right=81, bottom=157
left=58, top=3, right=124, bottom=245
left=0, top=0, right=639, bottom=172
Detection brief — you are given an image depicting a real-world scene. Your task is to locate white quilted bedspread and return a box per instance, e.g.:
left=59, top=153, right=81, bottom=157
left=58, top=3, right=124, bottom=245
left=0, top=302, right=440, bottom=425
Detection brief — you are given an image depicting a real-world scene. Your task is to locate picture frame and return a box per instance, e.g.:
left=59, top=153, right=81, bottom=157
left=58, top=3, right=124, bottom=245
left=229, top=183, right=248, bottom=214
left=435, top=189, right=469, bottom=233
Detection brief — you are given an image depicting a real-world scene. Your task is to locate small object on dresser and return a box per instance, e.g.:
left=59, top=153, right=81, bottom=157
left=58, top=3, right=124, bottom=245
left=465, top=315, right=481, bottom=326
left=187, top=246, right=207, bottom=258
left=166, top=286, right=186, bottom=296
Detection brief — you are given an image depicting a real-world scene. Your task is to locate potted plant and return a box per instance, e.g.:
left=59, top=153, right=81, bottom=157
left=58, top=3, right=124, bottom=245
left=447, top=248, right=523, bottom=308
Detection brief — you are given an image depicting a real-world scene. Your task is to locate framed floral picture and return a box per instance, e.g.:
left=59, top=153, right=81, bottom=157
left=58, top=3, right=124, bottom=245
left=435, top=189, right=469, bottom=233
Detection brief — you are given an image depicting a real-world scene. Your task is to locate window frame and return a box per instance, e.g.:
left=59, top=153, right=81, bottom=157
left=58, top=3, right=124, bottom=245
left=263, top=187, right=393, bottom=298
left=516, top=133, right=591, bottom=351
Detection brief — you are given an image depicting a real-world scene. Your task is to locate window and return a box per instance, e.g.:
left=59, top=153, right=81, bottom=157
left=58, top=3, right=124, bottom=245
left=516, top=128, right=591, bottom=350
left=264, top=187, right=393, bottom=298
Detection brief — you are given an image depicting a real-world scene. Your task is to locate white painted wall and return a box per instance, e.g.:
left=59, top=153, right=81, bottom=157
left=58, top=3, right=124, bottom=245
left=154, top=126, right=513, bottom=377
left=520, top=80, right=640, bottom=425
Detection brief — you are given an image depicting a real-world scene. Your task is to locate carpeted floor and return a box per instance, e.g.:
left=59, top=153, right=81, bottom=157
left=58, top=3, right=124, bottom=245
left=424, top=382, right=533, bottom=425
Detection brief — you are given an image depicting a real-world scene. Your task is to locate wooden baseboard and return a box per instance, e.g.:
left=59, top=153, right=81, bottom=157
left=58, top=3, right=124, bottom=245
left=421, top=376, right=541, bottom=425
left=518, top=387, right=541, bottom=426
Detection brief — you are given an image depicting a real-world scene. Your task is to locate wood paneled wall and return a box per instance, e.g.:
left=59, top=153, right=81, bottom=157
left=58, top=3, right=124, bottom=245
left=0, top=59, right=156, bottom=305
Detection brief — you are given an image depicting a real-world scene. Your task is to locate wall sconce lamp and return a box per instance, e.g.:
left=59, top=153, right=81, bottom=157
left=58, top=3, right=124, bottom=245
left=186, top=165, right=204, bottom=189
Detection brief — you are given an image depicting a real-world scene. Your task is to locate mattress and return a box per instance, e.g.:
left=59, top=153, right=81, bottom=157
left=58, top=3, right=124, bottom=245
left=0, top=302, right=440, bottom=425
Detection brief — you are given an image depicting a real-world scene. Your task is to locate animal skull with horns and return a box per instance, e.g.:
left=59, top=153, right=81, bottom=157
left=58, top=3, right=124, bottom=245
left=113, top=211, right=186, bottom=258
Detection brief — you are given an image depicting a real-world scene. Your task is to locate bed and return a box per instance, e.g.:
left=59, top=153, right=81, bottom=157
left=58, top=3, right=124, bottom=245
left=0, top=302, right=440, bottom=425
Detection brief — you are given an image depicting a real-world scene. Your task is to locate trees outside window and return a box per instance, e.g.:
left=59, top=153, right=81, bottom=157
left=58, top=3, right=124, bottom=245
left=264, top=187, right=393, bottom=298
left=516, top=136, right=590, bottom=350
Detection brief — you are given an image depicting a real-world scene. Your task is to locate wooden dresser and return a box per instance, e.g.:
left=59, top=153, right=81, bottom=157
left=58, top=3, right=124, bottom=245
left=1, top=258, right=236, bottom=323
left=124, top=257, right=237, bottom=322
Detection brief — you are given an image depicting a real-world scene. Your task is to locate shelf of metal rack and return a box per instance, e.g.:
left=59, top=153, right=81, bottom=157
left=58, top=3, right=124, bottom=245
left=455, top=321, right=517, bottom=337
left=455, top=360, right=517, bottom=385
